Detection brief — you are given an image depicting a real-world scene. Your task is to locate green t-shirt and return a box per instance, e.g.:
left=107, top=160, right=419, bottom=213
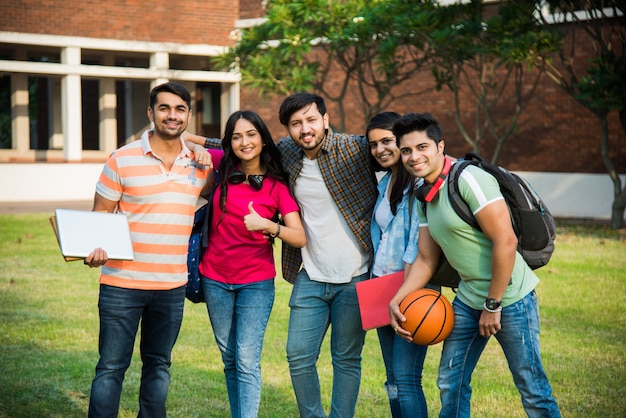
left=417, top=164, right=539, bottom=309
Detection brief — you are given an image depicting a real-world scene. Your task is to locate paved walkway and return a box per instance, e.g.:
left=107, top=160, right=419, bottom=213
left=0, top=200, right=92, bottom=214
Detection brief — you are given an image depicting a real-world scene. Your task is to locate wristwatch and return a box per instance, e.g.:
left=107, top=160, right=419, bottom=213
left=484, top=297, right=501, bottom=312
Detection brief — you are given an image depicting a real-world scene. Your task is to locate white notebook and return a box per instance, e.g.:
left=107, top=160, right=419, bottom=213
left=54, top=208, right=134, bottom=260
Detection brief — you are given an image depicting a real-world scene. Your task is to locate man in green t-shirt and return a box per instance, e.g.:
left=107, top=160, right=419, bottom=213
left=388, top=113, right=561, bottom=417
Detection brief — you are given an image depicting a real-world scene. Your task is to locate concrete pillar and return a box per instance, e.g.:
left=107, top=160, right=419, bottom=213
left=61, top=46, right=82, bottom=161
left=100, top=54, right=117, bottom=154
left=150, top=52, right=169, bottom=89
left=11, top=48, right=29, bottom=154
left=221, top=82, right=240, bottom=128
left=11, top=74, right=29, bottom=154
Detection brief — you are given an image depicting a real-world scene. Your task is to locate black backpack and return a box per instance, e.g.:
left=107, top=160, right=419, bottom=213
left=448, top=153, right=556, bottom=270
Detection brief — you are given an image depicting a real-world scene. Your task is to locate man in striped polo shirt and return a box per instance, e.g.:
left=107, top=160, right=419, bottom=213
left=83, top=81, right=213, bottom=417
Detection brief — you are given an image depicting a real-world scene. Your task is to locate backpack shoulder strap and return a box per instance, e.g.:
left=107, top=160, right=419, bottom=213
left=447, top=157, right=481, bottom=231
left=200, top=171, right=220, bottom=248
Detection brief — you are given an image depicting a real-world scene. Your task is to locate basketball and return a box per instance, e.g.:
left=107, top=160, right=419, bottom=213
left=399, top=288, right=454, bottom=345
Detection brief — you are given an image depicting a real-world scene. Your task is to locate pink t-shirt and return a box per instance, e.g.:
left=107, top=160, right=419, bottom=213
left=199, top=176, right=299, bottom=284
left=207, top=149, right=223, bottom=177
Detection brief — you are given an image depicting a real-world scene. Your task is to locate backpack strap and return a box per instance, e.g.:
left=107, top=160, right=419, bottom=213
left=200, top=171, right=220, bottom=248
left=447, top=158, right=481, bottom=231
left=410, top=156, right=480, bottom=230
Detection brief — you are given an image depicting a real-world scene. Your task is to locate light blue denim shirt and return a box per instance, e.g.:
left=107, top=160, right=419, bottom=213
left=370, top=172, right=420, bottom=276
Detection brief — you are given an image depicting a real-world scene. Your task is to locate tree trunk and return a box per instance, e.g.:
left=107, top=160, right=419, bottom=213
left=611, top=191, right=626, bottom=229
left=595, top=111, right=625, bottom=228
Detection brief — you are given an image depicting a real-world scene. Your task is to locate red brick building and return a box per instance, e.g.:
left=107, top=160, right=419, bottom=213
left=0, top=0, right=623, bottom=175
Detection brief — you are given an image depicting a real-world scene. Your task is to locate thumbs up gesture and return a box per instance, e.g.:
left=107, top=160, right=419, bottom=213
left=243, top=201, right=268, bottom=232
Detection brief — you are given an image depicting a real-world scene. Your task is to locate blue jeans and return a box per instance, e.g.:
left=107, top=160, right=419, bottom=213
left=438, top=291, right=561, bottom=418
left=286, top=270, right=368, bottom=418
left=202, top=277, right=275, bottom=418
left=88, top=284, right=186, bottom=418
left=377, top=325, right=428, bottom=418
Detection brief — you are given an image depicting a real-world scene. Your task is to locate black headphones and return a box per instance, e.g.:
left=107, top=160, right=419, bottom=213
left=227, top=170, right=266, bottom=191
left=415, top=157, right=452, bottom=203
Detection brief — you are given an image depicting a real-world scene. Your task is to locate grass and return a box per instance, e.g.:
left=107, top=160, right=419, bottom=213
left=0, top=214, right=625, bottom=417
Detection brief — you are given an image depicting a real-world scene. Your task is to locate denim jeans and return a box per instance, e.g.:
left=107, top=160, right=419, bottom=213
left=286, top=270, right=368, bottom=418
left=438, top=290, right=561, bottom=418
left=377, top=325, right=428, bottom=418
left=88, top=284, right=186, bottom=418
left=202, top=277, right=275, bottom=418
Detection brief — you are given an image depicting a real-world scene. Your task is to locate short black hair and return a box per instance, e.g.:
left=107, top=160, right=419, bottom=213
left=392, top=113, right=442, bottom=146
left=149, top=81, right=191, bottom=110
left=278, top=93, right=327, bottom=126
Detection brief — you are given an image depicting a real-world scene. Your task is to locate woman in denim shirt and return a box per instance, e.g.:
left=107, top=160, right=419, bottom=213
left=367, top=112, right=431, bottom=418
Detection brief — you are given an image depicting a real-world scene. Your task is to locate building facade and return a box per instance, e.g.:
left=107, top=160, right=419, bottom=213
left=0, top=1, right=624, bottom=221
left=0, top=0, right=260, bottom=163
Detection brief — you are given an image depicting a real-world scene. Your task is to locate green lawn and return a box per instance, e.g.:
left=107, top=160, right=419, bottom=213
left=0, top=214, right=624, bottom=417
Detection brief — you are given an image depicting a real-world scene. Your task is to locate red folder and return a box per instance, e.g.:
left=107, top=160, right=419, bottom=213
left=356, top=272, right=404, bottom=330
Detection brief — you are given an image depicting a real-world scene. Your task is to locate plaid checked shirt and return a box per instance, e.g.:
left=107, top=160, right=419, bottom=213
left=276, top=129, right=378, bottom=283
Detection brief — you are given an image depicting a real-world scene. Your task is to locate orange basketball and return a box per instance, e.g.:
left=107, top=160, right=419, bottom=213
left=399, top=288, right=454, bottom=345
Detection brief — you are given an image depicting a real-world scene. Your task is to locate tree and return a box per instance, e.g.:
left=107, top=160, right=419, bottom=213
left=212, top=0, right=438, bottom=131
left=424, top=0, right=561, bottom=163
left=535, top=0, right=626, bottom=228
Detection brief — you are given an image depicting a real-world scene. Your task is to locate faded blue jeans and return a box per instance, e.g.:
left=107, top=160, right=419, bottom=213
left=438, top=290, right=561, bottom=418
left=202, top=277, right=275, bottom=418
left=88, top=284, right=186, bottom=418
left=286, top=270, right=368, bottom=418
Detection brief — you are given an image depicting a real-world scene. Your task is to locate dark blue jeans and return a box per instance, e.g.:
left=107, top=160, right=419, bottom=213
left=88, top=284, right=186, bottom=418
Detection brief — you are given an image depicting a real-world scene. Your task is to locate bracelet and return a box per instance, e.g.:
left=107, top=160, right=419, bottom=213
left=204, top=137, right=210, bottom=148
left=269, top=223, right=281, bottom=238
left=483, top=302, right=503, bottom=313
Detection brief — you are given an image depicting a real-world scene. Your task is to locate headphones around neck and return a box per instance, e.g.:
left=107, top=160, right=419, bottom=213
left=415, top=157, right=452, bottom=203
left=228, top=170, right=266, bottom=191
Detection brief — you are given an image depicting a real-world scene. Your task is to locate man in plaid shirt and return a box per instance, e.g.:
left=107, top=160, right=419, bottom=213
left=277, top=93, right=377, bottom=418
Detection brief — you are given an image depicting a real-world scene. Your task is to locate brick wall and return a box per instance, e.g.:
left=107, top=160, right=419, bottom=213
left=1, top=0, right=237, bottom=46
left=239, top=0, right=266, bottom=20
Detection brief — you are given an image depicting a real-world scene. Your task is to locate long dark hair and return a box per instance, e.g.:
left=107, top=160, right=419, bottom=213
left=217, top=110, right=289, bottom=214
left=366, top=111, right=412, bottom=216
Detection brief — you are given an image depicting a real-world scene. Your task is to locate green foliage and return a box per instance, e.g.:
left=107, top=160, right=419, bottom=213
left=486, top=2, right=562, bottom=66
left=213, top=0, right=368, bottom=96
left=575, top=52, right=625, bottom=114
left=0, top=214, right=625, bottom=416
left=213, top=0, right=439, bottom=127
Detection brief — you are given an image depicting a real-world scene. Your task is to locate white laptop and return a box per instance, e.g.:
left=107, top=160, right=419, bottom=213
left=54, top=208, right=135, bottom=260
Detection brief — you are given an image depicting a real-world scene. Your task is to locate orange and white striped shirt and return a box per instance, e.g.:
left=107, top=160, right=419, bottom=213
left=95, top=132, right=211, bottom=290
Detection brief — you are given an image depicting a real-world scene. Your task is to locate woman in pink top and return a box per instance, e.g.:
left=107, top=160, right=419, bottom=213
left=198, top=110, right=305, bottom=418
